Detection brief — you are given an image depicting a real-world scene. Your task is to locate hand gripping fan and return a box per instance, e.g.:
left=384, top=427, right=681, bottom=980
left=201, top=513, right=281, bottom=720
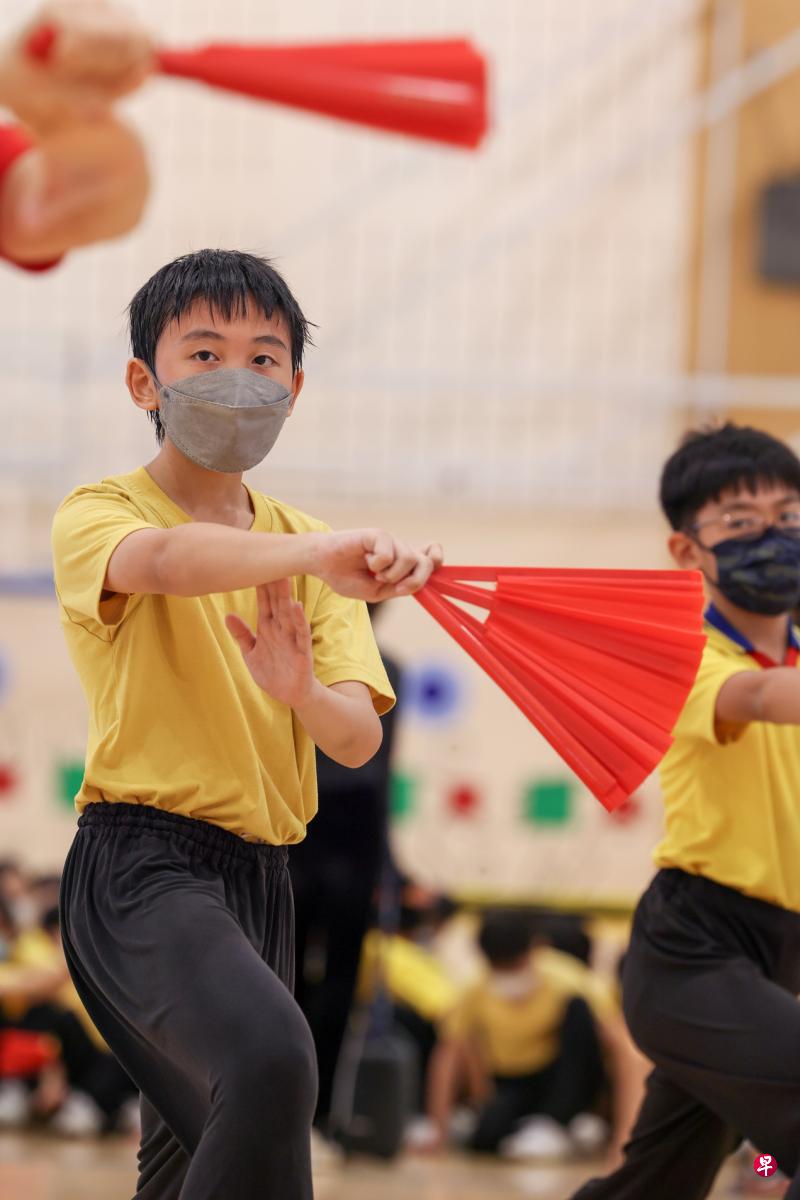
left=27, top=29, right=488, bottom=149
left=415, top=566, right=706, bottom=811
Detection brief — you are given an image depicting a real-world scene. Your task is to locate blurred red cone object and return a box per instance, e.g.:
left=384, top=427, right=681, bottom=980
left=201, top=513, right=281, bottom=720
left=28, top=30, right=488, bottom=149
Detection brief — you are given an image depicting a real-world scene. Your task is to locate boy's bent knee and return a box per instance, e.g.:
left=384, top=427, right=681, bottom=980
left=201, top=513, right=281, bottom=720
left=221, top=1017, right=318, bottom=1123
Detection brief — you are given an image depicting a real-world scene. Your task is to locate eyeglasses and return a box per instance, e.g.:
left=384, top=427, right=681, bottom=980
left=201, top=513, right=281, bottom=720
left=690, top=509, right=800, bottom=542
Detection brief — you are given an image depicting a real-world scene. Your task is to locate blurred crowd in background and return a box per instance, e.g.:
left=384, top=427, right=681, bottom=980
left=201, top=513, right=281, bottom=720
left=0, top=846, right=648, bottom=1165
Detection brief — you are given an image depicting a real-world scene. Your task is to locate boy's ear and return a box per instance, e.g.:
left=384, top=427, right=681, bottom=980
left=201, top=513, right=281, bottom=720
left=126, top=359, right=160, bottom=412
left=288, top=369, right=304, bottom=415
left=668, top=530, right=703, bottom=570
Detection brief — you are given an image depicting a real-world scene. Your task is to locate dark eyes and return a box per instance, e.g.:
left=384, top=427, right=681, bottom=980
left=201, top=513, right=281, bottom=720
left=189, top=350, right=276, bottom=367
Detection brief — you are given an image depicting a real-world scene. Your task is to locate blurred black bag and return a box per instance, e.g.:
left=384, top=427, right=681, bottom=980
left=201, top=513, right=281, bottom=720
left=329, top=862, right=419, bottom=1159
left=336, top=1023, right=419, bottom=1158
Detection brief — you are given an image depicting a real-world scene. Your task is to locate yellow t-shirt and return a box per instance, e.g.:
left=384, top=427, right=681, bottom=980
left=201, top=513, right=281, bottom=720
left=358, top=931, right=461, bottom=1023
left=654, top=623, right=800, bottom=911
left=51, top=468, right=395, bottom=845
left=441, top=947, right=614, bottom=1077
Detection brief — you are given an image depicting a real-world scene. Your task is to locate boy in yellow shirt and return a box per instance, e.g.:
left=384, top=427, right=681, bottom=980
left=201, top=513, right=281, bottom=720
left=51, top=249, right=442, bottom=1200
left=573, top=424, right=800, bottom=1199
left=428, top=911, right=609, bottom=1157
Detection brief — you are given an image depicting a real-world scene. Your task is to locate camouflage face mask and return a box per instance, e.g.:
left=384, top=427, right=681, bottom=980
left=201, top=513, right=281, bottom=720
left=708, top=528, right=800, bottom=615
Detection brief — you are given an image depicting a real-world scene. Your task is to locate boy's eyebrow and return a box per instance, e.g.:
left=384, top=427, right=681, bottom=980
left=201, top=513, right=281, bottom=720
left=179, top=328, right=226, bottom=343
left=179, top=328, right=288, bottom=351
left=253, top=334, right=288, bottom=351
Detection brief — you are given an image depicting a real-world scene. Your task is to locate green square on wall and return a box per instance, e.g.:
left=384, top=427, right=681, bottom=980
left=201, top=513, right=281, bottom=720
left=389, top=772, right=417, bottom=822
left=523, top=778, right=573, bottom=826
left=56, top=760, right=85, bottom=809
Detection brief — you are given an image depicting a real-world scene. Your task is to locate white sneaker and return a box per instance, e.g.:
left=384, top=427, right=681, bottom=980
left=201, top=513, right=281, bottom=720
left=449, top=1106, right=478, bottom=1143
left=404, top=1116, right=440, bottom=1150
left=0, top=1081, right=31, bottom=1127
left=499, top=1115, right=572, bottom=1161
left=51, top=1090, right=104, bottom=1137
left=569, top=1112, right=609, bottom=1155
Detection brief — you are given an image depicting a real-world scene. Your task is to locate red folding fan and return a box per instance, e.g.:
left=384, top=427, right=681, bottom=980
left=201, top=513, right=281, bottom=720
left=28, top=29, right=488, bottom=149
left=416, top=567, right=706, bottom=812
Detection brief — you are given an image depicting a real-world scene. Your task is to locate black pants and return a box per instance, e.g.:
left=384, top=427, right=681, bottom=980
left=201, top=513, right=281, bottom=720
left=573, top=868, right=800, bottom=1200
left=470, top=996, right=605, bottom=1153
left=59, top=803, right=317, bottom=1200
left=21, top=1003, right=135, bottom=1122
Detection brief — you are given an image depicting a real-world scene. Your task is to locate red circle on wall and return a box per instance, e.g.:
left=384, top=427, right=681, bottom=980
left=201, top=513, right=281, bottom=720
left=608, top=792, right=642, bottom=824
left=448, top=785, right=480, bottom=817
left=0, top=764, right=18, bottom=797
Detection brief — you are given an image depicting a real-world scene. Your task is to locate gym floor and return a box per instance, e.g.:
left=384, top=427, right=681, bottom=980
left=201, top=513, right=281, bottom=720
left=0, top=1133, right=760, bottom=1199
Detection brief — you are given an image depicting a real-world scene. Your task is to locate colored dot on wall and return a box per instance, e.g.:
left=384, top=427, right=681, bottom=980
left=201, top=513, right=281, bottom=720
left=0, top=763, right=18, bottom=798
left=389, top=773, right=417, bottom=822
left=56, top=761, right=85, bottom=810
left=404, top=663, right=464, bottom=723
left=447, top=785, right=480, bottom=818
left=608, top=792, right=643, bottom=824
left=523, top=778, right=574, bottom=826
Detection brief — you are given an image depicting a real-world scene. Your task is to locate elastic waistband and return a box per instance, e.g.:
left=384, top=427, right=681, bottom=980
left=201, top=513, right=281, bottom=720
left=656, top=867, right=800, bottom=929
left=77, top=802, right=288, bottom=867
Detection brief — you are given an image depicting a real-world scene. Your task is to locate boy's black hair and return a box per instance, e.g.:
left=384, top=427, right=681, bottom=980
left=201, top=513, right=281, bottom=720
left=477, top=910, right=534, bottom=968
left=128, top=249, right=313, bottom=444
left=41, top=906, right=60, bottom=936
left=660, top=422, right=800, bottom=532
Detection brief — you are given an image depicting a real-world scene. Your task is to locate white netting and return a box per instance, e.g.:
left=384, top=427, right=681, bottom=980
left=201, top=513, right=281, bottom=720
left=0, top=0, right=707, bottom=571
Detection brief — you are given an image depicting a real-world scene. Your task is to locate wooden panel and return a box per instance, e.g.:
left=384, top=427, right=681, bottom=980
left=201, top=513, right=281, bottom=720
left=727, top=0, right=800, bottom=375
left=689, top=2, right=800, bottom=377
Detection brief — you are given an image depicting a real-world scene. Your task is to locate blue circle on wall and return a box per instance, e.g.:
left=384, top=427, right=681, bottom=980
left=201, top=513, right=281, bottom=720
left=403, top=662, right=466, bottom=723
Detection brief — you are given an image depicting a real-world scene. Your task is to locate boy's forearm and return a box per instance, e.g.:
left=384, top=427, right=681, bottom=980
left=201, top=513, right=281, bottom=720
left=155, top=524, right=324, bottom=596
left=293, top=681, right=382, bottom=768
left=427, top=1040, right=461, bottom=1141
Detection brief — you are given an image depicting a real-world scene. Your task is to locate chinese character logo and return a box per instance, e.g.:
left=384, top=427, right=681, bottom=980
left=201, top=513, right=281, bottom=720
left=754, top=1154, right=778, bottom=1177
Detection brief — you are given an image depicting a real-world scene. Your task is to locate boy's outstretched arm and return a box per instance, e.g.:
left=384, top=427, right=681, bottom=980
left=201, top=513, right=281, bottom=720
left=0, top=2, right=153, bottom=262
left=105, top=523, right=442, bottom=603
left=716, top=669, right=800, bottom=733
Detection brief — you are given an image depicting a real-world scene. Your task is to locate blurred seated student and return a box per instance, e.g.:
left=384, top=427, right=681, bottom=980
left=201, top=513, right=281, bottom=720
left=0, top=858, right=36, bottom=930
left=2, top=903, right=137, bottom=1134
left=427, top=910, right=643, bottom=1161
left=28, top=872, right=63, bottom=922
left=0, top=0, right=152, bottom=270
left=0, top=894, right=70, bottom=1125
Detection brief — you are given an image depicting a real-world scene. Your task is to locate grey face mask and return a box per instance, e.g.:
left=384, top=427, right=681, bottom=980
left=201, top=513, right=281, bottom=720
left=157, top=368, right=293, bottom=473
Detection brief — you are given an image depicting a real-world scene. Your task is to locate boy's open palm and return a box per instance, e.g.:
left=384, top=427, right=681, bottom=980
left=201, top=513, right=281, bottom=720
left=225, top=580, right=314, bottom=708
